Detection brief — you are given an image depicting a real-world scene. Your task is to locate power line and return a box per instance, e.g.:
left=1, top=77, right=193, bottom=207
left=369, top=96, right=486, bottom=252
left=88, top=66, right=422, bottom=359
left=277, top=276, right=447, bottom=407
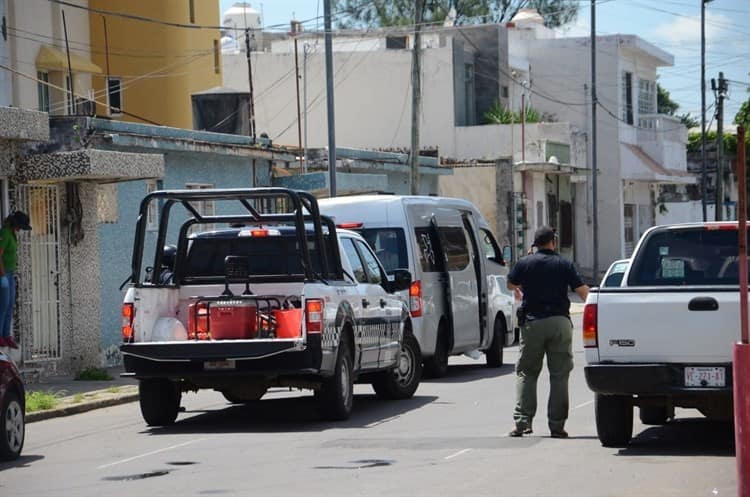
left=0, top=61, right=161, bottom=125
left=45, top=0, right=376, bottom=33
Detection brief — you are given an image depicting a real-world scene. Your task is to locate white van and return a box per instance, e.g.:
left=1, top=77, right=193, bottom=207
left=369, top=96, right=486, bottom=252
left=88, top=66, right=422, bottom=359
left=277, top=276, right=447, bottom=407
left=319, top=195, right=515, bottom=377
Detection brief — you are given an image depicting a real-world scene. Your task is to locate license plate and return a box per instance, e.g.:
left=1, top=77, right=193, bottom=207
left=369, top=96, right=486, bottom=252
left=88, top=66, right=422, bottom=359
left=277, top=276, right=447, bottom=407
left=204, top=360, right=236, bottom=370
left=684, top=366, right=725, bottom=387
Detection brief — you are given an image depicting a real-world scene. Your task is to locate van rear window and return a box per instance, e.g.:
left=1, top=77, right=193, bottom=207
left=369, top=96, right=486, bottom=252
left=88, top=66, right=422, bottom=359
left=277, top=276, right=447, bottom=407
left=628, top=228, right=746, bottom=286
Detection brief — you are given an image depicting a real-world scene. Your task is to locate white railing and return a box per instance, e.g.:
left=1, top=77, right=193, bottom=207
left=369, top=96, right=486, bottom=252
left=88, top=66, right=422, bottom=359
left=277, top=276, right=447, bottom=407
left=637, top=113, right=687, bottom=145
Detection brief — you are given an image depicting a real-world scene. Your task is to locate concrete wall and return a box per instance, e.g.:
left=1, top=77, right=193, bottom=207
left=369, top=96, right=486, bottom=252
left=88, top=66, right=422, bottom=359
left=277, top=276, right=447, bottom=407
left=8, top=0, right=95, bottom=113
left=438, top=165, right=498, bottom=233
left=224, top=45, right=456, bottom=150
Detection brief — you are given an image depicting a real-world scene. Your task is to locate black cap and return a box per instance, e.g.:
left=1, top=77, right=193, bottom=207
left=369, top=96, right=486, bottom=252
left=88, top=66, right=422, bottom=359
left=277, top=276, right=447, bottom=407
left=532, top=226, right=556, bottom=247
left=11, top=211, right=31, bottom=231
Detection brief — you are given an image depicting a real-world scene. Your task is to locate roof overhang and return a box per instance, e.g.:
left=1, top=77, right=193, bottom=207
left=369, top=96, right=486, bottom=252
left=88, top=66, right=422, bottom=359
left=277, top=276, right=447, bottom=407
left=622, top=143, right=695, bottom=185
left=514, top=161, right=586, bottom=175
left=23, top=149, right=164, bottom=184
left=36, top=46, right=103, bottom=74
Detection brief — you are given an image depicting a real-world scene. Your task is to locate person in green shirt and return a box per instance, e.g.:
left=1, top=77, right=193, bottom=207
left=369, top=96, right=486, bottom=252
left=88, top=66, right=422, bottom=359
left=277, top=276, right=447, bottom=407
left=0, top=211, right=31, bottom=349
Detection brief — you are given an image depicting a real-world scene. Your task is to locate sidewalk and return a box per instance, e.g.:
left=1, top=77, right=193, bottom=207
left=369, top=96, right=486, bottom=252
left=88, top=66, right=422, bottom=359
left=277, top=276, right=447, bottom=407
left=24, top=366, right=138, bottom=423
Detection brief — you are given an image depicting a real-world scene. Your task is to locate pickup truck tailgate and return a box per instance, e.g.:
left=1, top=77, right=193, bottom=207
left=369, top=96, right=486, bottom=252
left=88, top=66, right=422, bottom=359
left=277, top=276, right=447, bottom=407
left=596, top=288, right=738, bottom=363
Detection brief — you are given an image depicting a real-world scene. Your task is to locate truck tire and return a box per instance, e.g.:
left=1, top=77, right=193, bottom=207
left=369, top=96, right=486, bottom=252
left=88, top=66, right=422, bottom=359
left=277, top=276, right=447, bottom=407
left=372, top=333, right=422, bottom=400
left=595, top=394, right=633, bottom=447
left=485, top=316, right=505, bottom=367
left=639, top=405, right=673, bottom=425
left=139, top=379, right=181, bottom=426
left=0, top=390, right=24, bottom=461
left=424, top=323, right=449, bottom=378
left=316, top=335, right=353, bottom=420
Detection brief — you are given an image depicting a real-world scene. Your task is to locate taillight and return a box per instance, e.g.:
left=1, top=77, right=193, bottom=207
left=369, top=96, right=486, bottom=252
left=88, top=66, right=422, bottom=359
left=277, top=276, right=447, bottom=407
left=336, top=222, right=364, bottom=229
left=582, top=303, right=598, bottom=348
left=122, top=303, right=135, bottom=341
left=188, top=302, right=209, bottom=340
left=409, top=280, right=423, bottom=318
left=305, top=299, right=324, bottom=334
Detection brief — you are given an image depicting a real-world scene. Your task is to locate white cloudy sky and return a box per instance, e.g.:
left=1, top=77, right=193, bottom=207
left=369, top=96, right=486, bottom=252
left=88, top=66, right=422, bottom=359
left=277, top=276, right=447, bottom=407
left=220, top=0, right=750, bottom=123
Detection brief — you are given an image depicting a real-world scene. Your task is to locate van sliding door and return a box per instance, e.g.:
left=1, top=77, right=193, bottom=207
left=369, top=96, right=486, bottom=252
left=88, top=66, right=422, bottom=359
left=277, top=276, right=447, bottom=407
left=434, top=214, right=481, bottom=352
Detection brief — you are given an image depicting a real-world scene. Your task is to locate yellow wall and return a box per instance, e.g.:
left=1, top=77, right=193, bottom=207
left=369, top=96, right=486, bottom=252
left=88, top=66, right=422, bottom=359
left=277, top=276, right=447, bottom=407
left=89, top=0, right=221, bottom=128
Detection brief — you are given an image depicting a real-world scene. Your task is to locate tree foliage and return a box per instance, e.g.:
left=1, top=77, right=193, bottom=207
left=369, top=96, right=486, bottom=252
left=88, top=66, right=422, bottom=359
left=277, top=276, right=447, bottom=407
left=736, top=99, right=750, bottom=130
left=333, top=0, right=579, bottom=29
left=658, top=83, right=699, bottom=129
left=657, top=83, right=679, bottom=116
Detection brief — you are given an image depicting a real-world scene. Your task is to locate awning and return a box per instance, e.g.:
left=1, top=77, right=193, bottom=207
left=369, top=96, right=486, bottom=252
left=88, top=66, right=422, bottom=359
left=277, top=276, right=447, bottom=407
left=36, top=46, right=102, bottom=74
left=622, top=143, right=695, bottom=185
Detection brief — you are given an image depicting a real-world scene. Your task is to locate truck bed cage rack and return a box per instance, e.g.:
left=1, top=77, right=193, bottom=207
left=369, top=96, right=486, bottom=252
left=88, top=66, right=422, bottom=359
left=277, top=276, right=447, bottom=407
left=131, top=188, right=342, bottom=285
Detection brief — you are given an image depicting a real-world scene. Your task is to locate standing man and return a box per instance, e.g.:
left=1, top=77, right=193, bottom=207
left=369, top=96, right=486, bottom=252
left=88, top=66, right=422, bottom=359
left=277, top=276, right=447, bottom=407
left=506, top=226, right=589, bottom=438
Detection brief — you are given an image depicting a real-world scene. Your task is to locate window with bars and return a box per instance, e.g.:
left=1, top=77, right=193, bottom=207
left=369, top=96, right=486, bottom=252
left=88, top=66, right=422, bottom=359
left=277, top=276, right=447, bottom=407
left=107, top=77, right=122, bottom=116
left=37, top=71, right=50, bottom=112
left=186, top=183, right=215, bottom=234
left=638, top=79, right=656, bottom=117
left=146, top=179, right=162, bottom=231
left=621, top=72, right=633, bottom=125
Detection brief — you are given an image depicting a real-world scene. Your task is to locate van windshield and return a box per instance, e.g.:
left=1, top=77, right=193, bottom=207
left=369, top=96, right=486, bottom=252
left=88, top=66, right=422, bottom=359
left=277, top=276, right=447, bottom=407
left=360, top=228, right=408, bottom=275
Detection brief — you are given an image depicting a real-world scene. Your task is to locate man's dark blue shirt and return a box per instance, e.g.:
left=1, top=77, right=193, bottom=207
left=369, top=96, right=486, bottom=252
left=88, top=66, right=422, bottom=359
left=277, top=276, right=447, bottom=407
left=508, top=249, right=584, bottom=318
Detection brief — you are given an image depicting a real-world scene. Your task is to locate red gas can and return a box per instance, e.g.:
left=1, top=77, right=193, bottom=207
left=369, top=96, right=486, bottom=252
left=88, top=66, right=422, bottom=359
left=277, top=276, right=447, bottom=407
left=188, top=300, right=257, bottom=340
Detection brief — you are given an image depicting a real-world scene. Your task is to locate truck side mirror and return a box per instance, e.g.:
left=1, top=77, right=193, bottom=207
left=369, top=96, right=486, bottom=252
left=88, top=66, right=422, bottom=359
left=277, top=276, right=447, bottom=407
left=389, top=269, right=412, bottom=293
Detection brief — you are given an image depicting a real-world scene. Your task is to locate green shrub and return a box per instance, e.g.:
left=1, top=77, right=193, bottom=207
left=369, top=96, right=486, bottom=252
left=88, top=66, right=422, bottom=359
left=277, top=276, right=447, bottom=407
left=25, top=390, right=63, bottom=412
left=74, top=367, right=113, bottom=381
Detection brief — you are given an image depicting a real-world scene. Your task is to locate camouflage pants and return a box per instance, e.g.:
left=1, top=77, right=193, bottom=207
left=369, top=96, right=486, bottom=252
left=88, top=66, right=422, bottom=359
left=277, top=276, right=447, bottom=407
left=513, top=315, right=574, bottom=432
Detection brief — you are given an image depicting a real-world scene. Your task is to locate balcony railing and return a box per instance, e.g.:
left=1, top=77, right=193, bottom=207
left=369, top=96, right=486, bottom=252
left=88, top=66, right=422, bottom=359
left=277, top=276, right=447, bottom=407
left=637, top=113, right=687, bottom=145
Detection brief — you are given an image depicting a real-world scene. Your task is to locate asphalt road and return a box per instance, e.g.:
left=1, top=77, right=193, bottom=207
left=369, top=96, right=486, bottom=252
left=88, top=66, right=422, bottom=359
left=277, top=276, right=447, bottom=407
left=1, top=316, right=737, bottom=497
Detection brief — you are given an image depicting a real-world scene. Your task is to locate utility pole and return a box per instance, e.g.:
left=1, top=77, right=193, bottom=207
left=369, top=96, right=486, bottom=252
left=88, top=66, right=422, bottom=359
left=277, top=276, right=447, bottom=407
left=409, top=0, right=424, bottom=195
left=591, top=0, right=599, bottom=281
left=701, top=0, right=713, bottom=221
left=713, top=72, right=728, bottom=221
left=323, top=0, right=337, bottom=197
left=245, top=27, right=257, bottom=141
left=62, top=10, right=75, bottom=114
left=292, top=20, right=303, bottom=168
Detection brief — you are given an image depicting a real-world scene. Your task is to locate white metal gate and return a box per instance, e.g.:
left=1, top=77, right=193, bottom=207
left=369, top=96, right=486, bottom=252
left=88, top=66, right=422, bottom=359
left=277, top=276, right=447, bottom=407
left=18, top=185, right=61, bottom=362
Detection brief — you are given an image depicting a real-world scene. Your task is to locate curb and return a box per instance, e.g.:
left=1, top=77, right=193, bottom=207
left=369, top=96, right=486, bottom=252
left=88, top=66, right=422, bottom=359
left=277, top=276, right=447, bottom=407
left=27, top=387, right=139, bottom=423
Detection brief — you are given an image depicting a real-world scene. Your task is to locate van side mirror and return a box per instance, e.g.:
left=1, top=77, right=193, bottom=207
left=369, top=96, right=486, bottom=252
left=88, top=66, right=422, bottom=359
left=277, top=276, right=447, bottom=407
left=389, top=269, right=412, bottom=293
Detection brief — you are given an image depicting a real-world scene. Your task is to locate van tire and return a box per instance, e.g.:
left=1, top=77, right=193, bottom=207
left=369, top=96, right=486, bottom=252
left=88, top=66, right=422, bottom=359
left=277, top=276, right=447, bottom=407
left=485, top=316, right=505, bottom=367
left=372, top=332, right=422, bottom=400
left=139, top=379, right=181, bottom=426
left=316, top=335, right=354, bottom=420
left=424, top=323, right=449, bottom=378
left=595, top=394, right=633, bottom=447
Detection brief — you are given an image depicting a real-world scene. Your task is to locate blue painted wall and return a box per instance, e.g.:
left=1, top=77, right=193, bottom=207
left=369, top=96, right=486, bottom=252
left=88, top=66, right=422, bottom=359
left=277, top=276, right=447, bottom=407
left=98, top=150, right=273, bottom=358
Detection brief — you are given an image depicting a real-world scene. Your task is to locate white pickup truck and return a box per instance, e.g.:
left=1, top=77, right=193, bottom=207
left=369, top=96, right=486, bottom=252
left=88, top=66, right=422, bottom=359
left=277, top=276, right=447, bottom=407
left=584, top=222, right=739, bottom=447
left=121, top=188, right=421, bottom=426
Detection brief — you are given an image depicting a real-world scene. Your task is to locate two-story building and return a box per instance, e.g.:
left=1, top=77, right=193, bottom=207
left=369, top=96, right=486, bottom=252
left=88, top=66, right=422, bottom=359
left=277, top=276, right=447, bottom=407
left=508, top=11, right=694, bottom=271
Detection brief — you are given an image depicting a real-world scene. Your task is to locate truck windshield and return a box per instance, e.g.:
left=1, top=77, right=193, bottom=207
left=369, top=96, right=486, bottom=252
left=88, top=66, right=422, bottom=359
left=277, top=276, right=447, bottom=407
left=629, top=228, right=746, bottom=286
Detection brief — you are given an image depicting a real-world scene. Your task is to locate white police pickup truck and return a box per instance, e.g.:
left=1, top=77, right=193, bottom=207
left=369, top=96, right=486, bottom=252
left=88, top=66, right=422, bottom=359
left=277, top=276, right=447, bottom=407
left=584, top=222, right=739, bottom=447
left=121, top=188, right=421, bottom=426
